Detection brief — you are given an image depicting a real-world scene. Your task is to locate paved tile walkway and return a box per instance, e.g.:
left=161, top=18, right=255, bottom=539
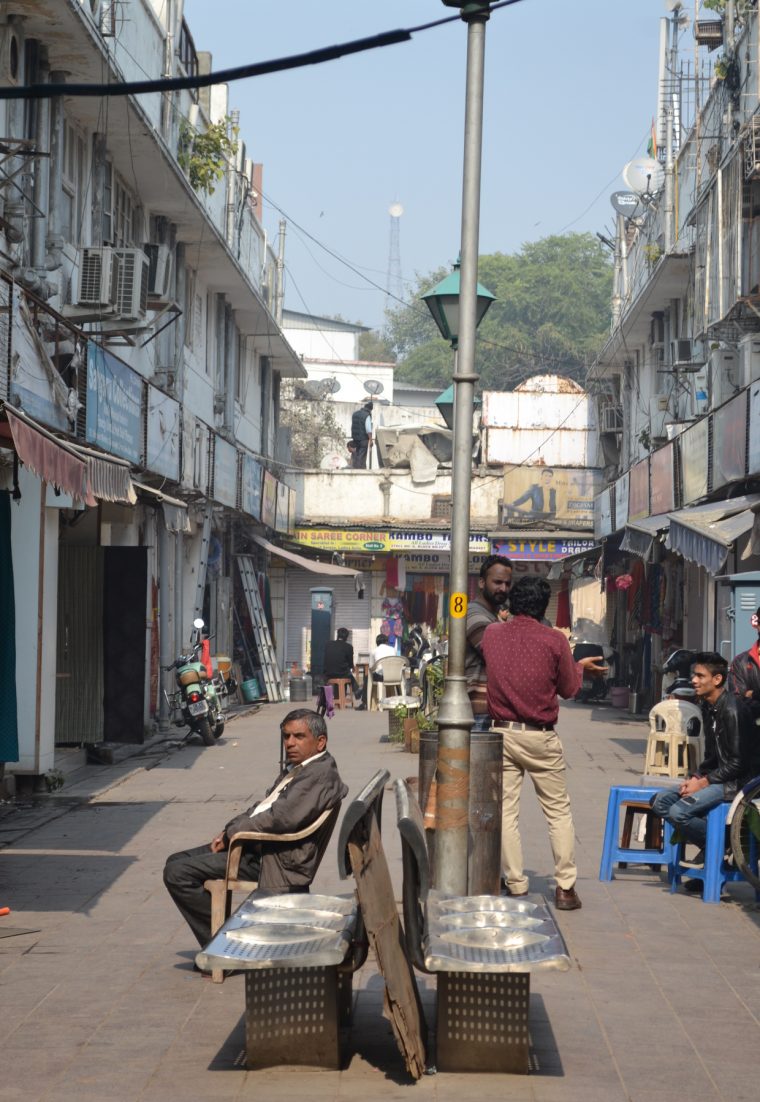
left=1, top=699, right=759, bottom=1100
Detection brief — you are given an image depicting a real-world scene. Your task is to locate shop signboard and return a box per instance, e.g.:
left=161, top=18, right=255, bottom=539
left=212, top=435, right=238, bottom=507
left=241, top=453, right=263, bottom=519
left=295, top=528, right=389, bottom=551
left=388, top=530, right=490, bottom=553
left=680, top=418, right=708, bottom=503
left=712, top=392, right=747, bottom=487
left=649, top=442, right=675, bottom=516
left=501, top=467, right=601, bottom=529
left=614, top=470, right=629, bottom=529
left=749, top=383, right=760, bottom=475
left=146, top=386, right=180, bottom=480
left=594, top=488, right=613, bottom=539
left=628, top=458, right=649, bottom=522
left=275, top=479, right=290, bottom=533
left=9, top=295, right=68, bottom=430
left=396, top=552, right=553, bottom=576
left=491, top=537, right=597, bottom=561
left=288, top=487, right=297, bottom=534
left=261, top=469, right=277, bottom=528
left=85, top=341, right=143, bottom=463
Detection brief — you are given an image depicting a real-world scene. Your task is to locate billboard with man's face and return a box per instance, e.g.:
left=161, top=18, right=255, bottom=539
left=501, top=467, right=601, bottom=529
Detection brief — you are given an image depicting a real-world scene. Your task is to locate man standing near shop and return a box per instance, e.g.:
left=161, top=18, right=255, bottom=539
left=653, top=652, right=757, bottom=888
left=465, top=554, right=513, bottom=724
left=481, top=575, right=607, bottom=910
left=350, top=401, right=373, bottom=469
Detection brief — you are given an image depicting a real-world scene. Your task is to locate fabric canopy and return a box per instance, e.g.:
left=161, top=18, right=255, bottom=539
left=620, top=514, right=670, bottom=560
left=665, top=494, right=760, bottom=575
left=251, top=532, right=359, bottom=576
left=69, top=442, right=137, bottom=506
left=3, top=406, right=86, bottom=499
left=132, top=481, right=191, bottom=532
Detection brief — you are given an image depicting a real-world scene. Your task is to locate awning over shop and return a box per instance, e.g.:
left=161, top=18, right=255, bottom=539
left=620, top=514, right=671, bottom=560
left=665, top=494, right=760, bottom=575
left=251, top=532, right=359, bottom=576
left=132, top=481, right=191, bottom=532
left=69, top=442, right=137, bottom=506
left=0, top=404, right=86, bottom=499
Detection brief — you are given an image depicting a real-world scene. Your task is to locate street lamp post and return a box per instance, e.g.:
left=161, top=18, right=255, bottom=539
left=423, top=0, right=495, bottom=895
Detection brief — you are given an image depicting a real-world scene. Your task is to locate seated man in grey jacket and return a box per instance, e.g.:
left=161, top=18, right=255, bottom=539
left=163, top=709, right=347, bottom=949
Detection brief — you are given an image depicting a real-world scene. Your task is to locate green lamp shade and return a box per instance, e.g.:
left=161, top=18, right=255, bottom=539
left=421, top=264, right=495, bottom=347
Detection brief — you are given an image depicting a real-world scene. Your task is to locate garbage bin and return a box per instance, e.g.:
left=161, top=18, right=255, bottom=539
left=289, top=677, right=308, bottom=702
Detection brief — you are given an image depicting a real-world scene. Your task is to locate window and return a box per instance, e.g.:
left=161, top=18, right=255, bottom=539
left=101, top=163, right=136, bottom=246
left=61, top=120, right=85, bottom=244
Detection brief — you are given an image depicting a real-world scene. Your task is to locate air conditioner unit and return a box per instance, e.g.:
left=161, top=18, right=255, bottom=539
left=143, top=243, right=173, bottom=299
left=708, top=348, right=739, bottom=407
left=600, top=404, right=623, bottom=433
left=113, top=248, right=150, bottom=320
left=738, top=335, right=760, bottom=387
left=671, top=338, right=703, bottom=368
left=77, top=246, right=119, bottom=308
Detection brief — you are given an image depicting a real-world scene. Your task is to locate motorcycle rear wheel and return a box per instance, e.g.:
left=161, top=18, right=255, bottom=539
left=196, top=717, right=215, bottom=746
left=729, top=783, right=760, bottom=891
left=214, top=717, right=225, bottom=739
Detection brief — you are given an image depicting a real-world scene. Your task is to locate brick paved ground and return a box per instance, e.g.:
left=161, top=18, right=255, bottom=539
left=1, top=699, right=758, bottom=1101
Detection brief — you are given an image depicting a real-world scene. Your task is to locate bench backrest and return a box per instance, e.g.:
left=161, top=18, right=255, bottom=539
left=393, top=778, right=431, bottom=972
left=337, top=768, right=390, bottom=879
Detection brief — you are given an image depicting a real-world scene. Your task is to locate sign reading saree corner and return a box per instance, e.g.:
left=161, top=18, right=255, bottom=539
left=86, top=341, right=143, bottom=463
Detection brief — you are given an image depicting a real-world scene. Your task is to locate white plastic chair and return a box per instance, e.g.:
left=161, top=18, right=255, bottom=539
left=368, top=656, right=410, bottom=710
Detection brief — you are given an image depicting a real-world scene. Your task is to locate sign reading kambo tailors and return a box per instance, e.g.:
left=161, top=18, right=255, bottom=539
left=501, top=468, right=601, bottom=529
left=86, top=341, right=142, bottom=463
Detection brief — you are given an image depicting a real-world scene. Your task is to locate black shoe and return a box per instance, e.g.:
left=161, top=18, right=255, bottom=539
left=355, top=703, right=366, bottom=711
left=683, top=878, right=704, bottom=895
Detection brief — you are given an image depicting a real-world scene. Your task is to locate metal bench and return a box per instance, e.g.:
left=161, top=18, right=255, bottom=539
left=394, top=777, right=571, bottom=1074
left=195, top=775, right=393, bottom=1071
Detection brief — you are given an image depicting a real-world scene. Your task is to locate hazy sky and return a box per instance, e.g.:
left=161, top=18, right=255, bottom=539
left=183, top=0, right=683, bottom=330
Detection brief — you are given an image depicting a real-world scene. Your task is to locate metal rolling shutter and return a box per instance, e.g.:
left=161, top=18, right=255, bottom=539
left=285, top=569, right=371, bottom=672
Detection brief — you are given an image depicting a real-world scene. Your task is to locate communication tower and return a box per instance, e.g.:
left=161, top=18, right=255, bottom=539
left=385, top=201, right=404, bottom=309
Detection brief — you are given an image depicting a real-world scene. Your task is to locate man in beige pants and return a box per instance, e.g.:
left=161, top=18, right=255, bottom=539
left=481, top=576, right=607, bottom=911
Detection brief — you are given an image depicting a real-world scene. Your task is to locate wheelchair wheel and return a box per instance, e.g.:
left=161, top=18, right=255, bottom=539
left=729, top=781, right=760, bottom=891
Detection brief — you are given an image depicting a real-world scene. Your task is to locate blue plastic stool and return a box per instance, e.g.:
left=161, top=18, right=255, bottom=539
left=668, top=800, right=760, bottom=904
left=599, top=785, right=679, bottom=880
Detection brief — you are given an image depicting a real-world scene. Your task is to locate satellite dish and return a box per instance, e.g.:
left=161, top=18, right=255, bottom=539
left=364, top=379, right=384, bottom=396
left=622, top=157, right=665, bottom=195
left=610, top=191, right=644, bottom=218
left=321, top=377, right=341, bottom=395
left=388, top=202, right=404, bottom=218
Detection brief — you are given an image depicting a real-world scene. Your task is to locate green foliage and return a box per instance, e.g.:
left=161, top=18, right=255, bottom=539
left=357, top=327, right=395, bottom=363
left=376, top=234, right=613, bottom=391
left=177, top=116, right=239, bottom=195
left=280, top=391, right=346, bottom=469
left=416, top=712, right=438, bottom=733
left=44, top=769, right=65, bottom=792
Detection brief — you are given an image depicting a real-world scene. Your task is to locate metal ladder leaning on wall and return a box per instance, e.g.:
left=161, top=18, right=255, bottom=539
left=236, top=555, right=284, bottom=703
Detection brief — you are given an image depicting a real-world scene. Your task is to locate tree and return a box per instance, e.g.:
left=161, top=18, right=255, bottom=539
left=372, top=234, right=613, bottom=391
left=280, top=387, right=347, bottom=469
left=357, top=328, right=395, bottom=363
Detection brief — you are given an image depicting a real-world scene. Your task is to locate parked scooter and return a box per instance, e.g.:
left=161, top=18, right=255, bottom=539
left=661, top=648, right=698, bottom=701
left=405, top=625, right=434, bottom=672
left=163, top=618, right=226, bottom=746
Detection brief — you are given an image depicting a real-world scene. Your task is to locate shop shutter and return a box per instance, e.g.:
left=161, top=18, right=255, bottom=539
left=285, top=569, right=371, bottom=672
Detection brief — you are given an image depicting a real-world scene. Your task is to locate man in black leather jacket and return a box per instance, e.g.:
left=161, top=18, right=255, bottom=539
left=652, top=652, right=755, bottom=869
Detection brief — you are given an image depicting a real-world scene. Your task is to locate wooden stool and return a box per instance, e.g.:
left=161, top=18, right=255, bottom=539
left=327, top=678, right=353, bottom=709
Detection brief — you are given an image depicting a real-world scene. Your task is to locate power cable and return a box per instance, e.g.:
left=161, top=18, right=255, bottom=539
left=0, top=1, right=527, bottom=101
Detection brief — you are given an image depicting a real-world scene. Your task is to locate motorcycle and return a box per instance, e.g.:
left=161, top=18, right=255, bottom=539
left=571, top=639, right=613, bottom=703
left=661, top=648, right=698, bottom=701
left=163, top=618, right=226, bottom=746
left=404, top=625, right=434, bottom=672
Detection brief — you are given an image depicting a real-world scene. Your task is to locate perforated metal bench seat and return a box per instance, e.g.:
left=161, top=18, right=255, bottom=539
left=196, top=892, right=359, bottom=1070
left=394, top=778, right=570, bottom=1073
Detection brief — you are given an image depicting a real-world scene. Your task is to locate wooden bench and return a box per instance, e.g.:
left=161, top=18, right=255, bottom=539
left=394, top=778, right=571, bottom=1074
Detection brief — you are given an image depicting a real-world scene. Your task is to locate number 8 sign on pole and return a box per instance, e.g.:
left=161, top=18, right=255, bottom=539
left=449, top=592, right=468, bottom=619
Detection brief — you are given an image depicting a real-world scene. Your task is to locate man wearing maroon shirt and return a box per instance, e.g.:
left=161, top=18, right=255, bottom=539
left=481, top=576, right=607, bottom=911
